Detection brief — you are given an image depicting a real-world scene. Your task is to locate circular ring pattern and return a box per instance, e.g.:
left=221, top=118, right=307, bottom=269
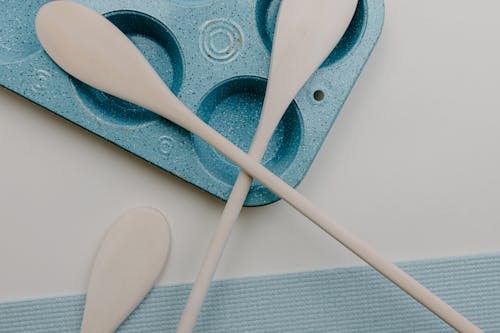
left=200, top=19, right=243, bottom=63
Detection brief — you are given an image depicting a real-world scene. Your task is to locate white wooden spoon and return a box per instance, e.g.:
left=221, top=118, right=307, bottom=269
left=177, top=1, right=357, bottom=332
left=80, top=207, right=170, bottom=333
left=35, top=2, right=482, bottom=332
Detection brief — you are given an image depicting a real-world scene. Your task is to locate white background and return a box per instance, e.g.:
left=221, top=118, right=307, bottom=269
left=1, top=1, right=499, bottom=302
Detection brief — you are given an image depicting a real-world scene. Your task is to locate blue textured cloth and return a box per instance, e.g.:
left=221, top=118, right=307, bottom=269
left=1, top=254, right=499, bottom=332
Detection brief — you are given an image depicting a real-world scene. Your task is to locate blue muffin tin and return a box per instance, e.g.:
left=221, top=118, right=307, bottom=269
left=0, top=0, right=384, bottom=206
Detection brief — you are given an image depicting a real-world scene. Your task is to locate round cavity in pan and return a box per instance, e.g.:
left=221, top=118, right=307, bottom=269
left=72, top=10, right=184, bottom=127
left=193, top=76, right=303, bottom=187
left=256, top=0, right=368, bottom=67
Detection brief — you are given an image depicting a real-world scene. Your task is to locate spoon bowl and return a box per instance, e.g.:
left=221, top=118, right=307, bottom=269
left=80, top=207, right=170, bottom=333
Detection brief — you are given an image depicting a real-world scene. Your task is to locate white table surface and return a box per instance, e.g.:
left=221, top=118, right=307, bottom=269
left=1, top=0, right=499, bottom=303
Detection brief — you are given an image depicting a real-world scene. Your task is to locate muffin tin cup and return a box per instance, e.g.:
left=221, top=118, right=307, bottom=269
left=72, top=10, right=184, bottom=128
left=193, top=76, right=303, bottom=189
left=0, top=0, right=384, bottom=206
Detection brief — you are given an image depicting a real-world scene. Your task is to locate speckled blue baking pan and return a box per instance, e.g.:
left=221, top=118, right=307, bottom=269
left=0, top=0, right=384, bottom=206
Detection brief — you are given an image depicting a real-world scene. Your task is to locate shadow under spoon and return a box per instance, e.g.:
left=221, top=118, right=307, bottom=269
left=35, top=2, right=482, bottom=332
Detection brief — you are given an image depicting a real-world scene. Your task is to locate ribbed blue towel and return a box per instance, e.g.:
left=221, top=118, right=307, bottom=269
left=1, top=254, right=499, bottom=332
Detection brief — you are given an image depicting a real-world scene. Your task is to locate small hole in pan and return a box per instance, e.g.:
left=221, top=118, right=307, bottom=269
left=313, top=90, right=325, bottom=102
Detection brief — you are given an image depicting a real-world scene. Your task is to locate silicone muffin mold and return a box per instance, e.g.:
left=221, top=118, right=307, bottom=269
left=0, top=0, right=384, bottom=206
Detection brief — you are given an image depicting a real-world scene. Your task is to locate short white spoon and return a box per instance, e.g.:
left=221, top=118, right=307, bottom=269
left=177, top=1, right=357, bottom=332
left=35, top=2, right=481, bottom=332
left=80, top=207, right=170, bottom=333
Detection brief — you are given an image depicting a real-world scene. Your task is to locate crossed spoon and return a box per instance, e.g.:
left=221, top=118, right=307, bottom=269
left=35, top=1, right=481, bottom=332
left=178, top=1, right=359, bottom=331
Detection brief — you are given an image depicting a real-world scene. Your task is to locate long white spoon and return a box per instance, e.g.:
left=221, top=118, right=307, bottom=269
left=177, top=1, right=357, bottom=332
left=80, top=207, right=170, bottom=333
left=35, top=2, right=482, bottom=332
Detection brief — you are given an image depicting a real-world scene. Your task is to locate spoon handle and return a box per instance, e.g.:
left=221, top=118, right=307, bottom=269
left=182, top=109, right=482, bottom=333
left=176, top=130, right=272, bottom=333
left=177, top=0, right=360, bottom=330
